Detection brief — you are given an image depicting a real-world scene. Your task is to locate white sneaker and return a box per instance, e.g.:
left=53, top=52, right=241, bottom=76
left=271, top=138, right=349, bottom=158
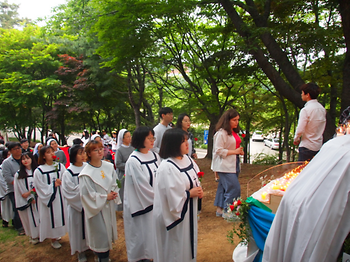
left=51, top=240, right=62, bottom=249
left=30, top=238, right=39, bottom=245
left=78, top=252, right=87, bottom=262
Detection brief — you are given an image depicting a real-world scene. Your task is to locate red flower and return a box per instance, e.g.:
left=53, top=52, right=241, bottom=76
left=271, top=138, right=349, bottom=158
left=57, top=157, right=60, bottom=161
left=32, top=187, right=36, bottom=192
left=230, top=205, right=235, bottom=211
left=52, top=155, right=57, bottom=160
left=194, top=137, right=198, bottom=141
left=241, top=133, right=246, bottom=138
left=237, top=199, right=242, bottom=206
left=197, top=172, right=204, bottom=178
left=235, top=212, right=240, bottom=216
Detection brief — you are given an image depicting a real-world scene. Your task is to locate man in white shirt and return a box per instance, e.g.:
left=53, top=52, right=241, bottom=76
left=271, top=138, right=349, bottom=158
left=152, top=107, right=173, bottom=153
left=293, top=83, right=326, bottom=161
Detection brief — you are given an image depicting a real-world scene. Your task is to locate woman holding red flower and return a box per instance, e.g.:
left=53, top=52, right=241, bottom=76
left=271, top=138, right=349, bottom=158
left=14, top=152, right=40, bottom=244
left=153, top=128, right=203, bottom=262
left=211, top=109, right=244, bottom=217
left=34, top=145, right=67, bottom=249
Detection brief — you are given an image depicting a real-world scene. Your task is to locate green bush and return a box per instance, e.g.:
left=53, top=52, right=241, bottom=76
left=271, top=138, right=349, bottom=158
left=200, top=144, right=208, bottom=149
left=252, top=152, right=281, bottom=165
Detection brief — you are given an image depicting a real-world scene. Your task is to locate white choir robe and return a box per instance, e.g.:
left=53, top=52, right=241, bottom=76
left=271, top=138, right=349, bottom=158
left=153, top=155, right=200, bottom=262
left=124, top=150, right=161, bottom=262
left=0, top=167, right=13, bottom=223
left=14, top=170, right=39, bottom=239
left=62, top=163, right=89, bottom=255
left=34, top=163, right=67, bottom=242
left=79, top=161, right=118, bottom=253
left=263, top=135, right=350, bottom=262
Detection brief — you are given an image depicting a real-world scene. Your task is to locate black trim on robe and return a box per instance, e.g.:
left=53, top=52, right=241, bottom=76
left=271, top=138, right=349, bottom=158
left=131, top=151, right=158, bottom=187
left=131, top=205, right=153, bottom=217
left=166, top=156, right=196, bottom=259
left=37, top=165, right=65, bottom=229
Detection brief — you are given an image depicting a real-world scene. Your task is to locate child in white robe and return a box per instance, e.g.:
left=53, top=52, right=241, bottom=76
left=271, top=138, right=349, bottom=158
left=62, top=145, right=89, bottom=262
left=14, top=152, right=40, bottom=244
left=34, top=145, right=67, bottom=249
left=153, top=128, right=204, bottom=262
left=124, top=126, right=161, bottom=262
left=79, top=140, right=118, bottom=262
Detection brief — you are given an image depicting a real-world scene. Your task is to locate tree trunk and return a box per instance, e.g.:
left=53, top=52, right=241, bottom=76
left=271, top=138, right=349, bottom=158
left=339, top=0, right=350, bottom=112
left=205, top=118, right=219, bottom=159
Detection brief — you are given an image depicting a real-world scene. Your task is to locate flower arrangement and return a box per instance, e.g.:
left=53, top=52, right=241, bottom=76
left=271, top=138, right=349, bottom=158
left=225, top=198, right=251, bottom=246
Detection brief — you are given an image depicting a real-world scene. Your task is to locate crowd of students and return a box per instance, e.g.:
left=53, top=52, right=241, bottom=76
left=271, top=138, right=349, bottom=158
left=0, top=107, right=210, bottom=262
left=0, top=106, right=247, bottom=262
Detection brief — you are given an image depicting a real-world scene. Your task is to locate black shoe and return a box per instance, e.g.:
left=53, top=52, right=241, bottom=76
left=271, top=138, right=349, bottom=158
left=2, top=221, right=8, bottom=228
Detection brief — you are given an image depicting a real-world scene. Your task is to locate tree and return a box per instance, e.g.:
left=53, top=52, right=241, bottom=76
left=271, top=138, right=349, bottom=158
left=0, top=26, right=62, bottom=141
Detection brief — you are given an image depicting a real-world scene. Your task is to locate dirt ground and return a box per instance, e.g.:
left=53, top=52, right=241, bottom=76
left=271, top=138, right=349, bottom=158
left=0, top=159, right=270, bottom=262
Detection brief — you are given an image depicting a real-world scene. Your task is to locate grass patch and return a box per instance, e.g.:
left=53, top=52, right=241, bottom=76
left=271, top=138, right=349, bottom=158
left=0, top=220, right=18, bottom=243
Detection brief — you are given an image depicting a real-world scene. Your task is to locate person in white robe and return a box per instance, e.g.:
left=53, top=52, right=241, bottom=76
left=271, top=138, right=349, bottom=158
left=14, top=152, right=40, bottom=244
left=262, top=134, right=350, bottom=262
left=124, top=126, right=161, bottom=262
left=34, top=145, right=67, bottom=249
left=62, top=145, right=89, bottom=262
left=154, top=128, right=204, bottom=262
left=79, top=140, right=118, bottom=262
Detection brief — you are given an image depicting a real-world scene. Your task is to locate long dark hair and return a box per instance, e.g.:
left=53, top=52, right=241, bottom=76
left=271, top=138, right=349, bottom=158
left=38, top=146, right=53, bottom=165
left=18, top=152, right=38, bottom=179
left=216, top=109, right=240, bottom=135
left=175, top=113, right=190, bottom=130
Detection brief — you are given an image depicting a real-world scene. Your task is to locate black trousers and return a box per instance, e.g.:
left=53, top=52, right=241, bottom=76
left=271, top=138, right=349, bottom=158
left=8, top=192, right=23, bottom=230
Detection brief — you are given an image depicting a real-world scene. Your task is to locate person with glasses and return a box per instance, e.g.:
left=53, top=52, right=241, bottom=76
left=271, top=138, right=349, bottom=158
left=34, top=145, right=67, bottom=249
left=2, top=142, right=24, bottom=234
left=124, top=126, right=161, bottom=262
left=79, top=140, right=118, bottom=262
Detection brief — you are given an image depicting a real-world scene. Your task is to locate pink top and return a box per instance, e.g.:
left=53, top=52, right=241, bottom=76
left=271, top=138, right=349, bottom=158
left=232, top=132, right=241, bottom=149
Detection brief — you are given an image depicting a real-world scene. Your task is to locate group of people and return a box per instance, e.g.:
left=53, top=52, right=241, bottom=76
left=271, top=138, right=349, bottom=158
left=0, top=82, right=331, bottom=262
left=0, top=107, right=206, bottom=262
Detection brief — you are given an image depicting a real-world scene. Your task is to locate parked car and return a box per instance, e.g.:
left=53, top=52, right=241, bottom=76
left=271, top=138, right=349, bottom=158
left=264, top=138, right=282, bottom=150
left=252, top=131, right=264, bottom=142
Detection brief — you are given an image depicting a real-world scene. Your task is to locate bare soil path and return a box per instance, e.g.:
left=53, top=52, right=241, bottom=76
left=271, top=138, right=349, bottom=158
left=0, top=159, right=269, bottom=262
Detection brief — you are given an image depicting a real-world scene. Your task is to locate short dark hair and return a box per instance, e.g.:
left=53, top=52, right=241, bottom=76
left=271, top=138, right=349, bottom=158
left=300, top=83, right=320, bottom=99
left=0, top=139, right=4, bottom=145
left=216, top=109, right=240, bottom=135
left=20, top=139, right=28, bottom=144
left=69, top=145, right=84, bottom=165
left=7, top=142, right=21, bottom=151
left=73, top=138, right=83, bottom=145
left=159, top=107, right=173, bottom=119
left=85, top=140, right=103, bottom=161
left=131, top=126, right=154, bottom=150
left=38, top=146, right=53, bottom=165
left=175, top=113, right=190, bottom=130
left=18, top=152, right=38, bottom=179
left=159, top=129, right=188, bottom=159
left=2, top=149, right=9, bottom=160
